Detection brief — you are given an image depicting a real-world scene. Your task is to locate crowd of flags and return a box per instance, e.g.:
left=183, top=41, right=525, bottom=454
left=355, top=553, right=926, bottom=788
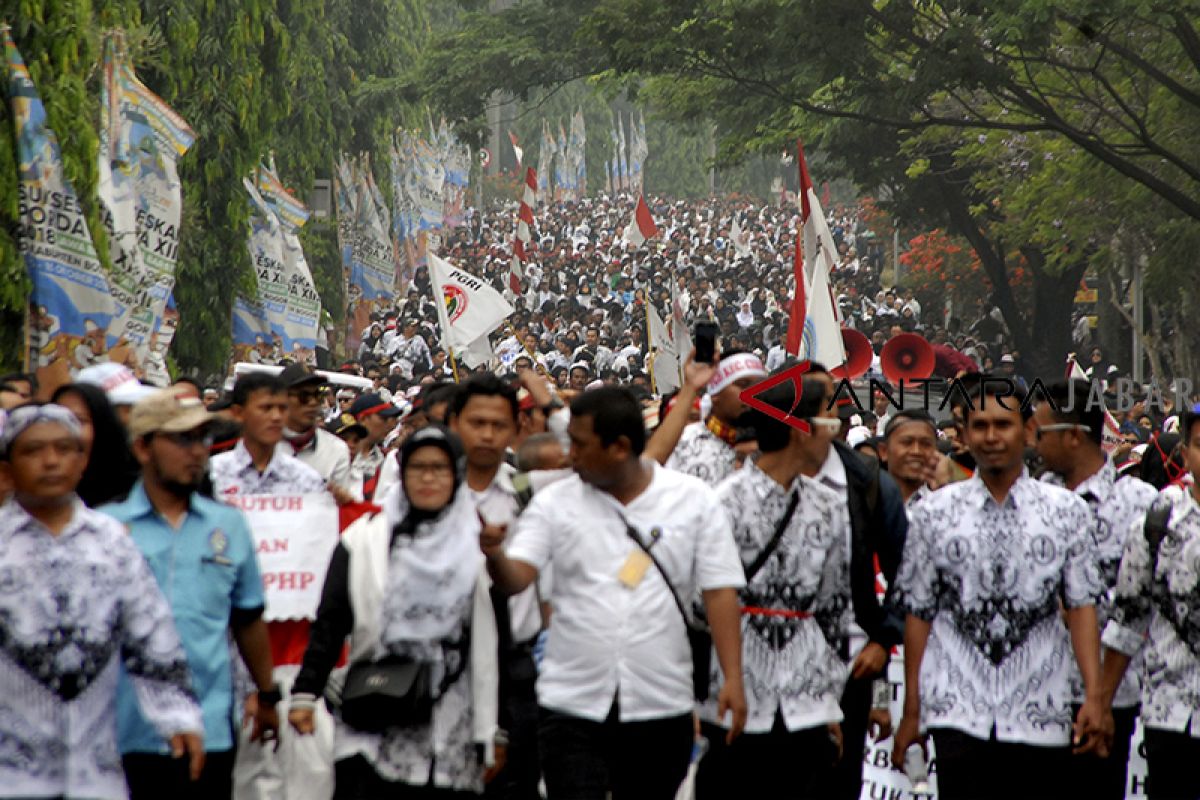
left=8, top=23, right=847, bottom=388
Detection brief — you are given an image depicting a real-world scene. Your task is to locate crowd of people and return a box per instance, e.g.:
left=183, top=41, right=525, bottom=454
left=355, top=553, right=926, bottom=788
left=1, top=192, right=1199, bottom=800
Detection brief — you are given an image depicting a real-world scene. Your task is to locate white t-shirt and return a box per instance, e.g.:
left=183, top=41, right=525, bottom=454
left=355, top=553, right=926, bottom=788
left=507, top=461, right=745, bottom=722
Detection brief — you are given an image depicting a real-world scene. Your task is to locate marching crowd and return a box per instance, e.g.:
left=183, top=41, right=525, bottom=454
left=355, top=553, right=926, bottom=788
left=1, top=193, right=1199, bottom=800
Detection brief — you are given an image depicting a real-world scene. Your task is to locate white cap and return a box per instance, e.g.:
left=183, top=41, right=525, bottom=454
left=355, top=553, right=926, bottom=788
left=76, top=363, right=157, bottom=406
left=847, top=425, right=874, bottom=449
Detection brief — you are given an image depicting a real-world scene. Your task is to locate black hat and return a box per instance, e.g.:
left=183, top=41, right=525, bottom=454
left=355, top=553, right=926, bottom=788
left=349, top=392, right=402, bottom=420
left=326, top=412, right=368, bottom=439
left=278, top=362, right=326, bottom=389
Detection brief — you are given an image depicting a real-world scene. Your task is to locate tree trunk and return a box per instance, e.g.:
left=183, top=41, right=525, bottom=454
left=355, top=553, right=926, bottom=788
left=1022, top=247, right=1090, bottom=381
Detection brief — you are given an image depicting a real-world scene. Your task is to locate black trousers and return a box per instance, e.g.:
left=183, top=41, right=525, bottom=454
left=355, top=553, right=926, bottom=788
left=123, top=749, right=235, bottom=800
left=333, top=754, right=479, bottom=799
left=537, top=702, right=693, bottom=800
left=1144, top=725, right=1200, bottom=800
left=1068, top=703, right=1139, bottom=800
left=484, top=681, right=541, bottom=800
left=695, top=713, right=838, bottom=800
left=812, top=672, right=872, bottom=799
left=930, top=727, right=1070, bottom=800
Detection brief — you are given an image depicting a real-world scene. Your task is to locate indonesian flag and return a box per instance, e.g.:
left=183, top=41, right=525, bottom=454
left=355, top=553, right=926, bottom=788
left=787, top=141, right=844, bottom=371
left=510, top=167, right=536, bottom=294
left=623, top=194, right=658, bottom=246
left=508, top=131, right=523, bottom=166
left=1067, top=355, right=1123, bottom=453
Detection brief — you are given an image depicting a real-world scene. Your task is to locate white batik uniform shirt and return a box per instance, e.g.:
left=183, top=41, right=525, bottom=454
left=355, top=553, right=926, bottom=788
left=0, top=499, right=202, bottom=799
left=701, top=465, right=851, bottom=733
left=1105, top=485, right=1200, bottom=735
left=893, top=471, right=1104, bottom=745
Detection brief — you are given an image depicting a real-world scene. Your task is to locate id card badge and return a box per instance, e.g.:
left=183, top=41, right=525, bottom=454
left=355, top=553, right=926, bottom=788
left=618, top=549, right=653, bottom=588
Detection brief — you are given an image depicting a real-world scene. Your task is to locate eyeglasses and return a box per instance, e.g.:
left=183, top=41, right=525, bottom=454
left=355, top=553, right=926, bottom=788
left=290, top=388, right=325, bottom=404
left=1035, top=423, right=1091, bottom=441
left=160, top=429, right=215, bottom=448
left=404, top=461, right=454, bottom=479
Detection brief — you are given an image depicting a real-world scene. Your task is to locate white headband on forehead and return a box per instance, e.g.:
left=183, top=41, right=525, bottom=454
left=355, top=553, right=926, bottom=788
left=707, top=352, right=768, bottom=395
left=0, top=404, right=82, bottom=455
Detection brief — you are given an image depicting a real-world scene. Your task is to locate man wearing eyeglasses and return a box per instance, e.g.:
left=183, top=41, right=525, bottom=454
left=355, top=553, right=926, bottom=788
left=1034, top=380, right=1157, bottom=799
left=105, top=387, right=279, bottom=799
left=279, top=363, right=359, bottom=503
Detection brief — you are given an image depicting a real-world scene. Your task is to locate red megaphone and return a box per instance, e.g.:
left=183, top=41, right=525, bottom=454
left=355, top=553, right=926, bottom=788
left=880, top=333, right=935, bottom=383
left=831, top=328, right=873, bottom=380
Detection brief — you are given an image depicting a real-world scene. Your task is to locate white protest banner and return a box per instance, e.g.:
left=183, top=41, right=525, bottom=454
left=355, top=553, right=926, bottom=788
left=226, top=492, right=339, bottom=622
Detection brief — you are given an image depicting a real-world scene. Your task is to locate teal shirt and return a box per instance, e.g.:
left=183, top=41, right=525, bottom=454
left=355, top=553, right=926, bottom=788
left=103, top=483, right=265, bottom=753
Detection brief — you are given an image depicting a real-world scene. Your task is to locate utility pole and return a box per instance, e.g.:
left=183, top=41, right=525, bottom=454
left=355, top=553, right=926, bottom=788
left=1132, top=254, right=1145, bottom=384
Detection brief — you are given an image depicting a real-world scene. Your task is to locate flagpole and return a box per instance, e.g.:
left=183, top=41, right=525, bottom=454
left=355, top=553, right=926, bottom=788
left=644, top=298, right=658, bottom=395
left=449, top=346, right=461, bottom=383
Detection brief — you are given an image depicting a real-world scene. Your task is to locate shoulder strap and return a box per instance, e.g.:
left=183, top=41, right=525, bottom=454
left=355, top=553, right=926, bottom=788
left=1144, top=502, right=1172, bottom=572
left=616, top=512, right=695, bottom=628
left=744, top=489, right=801, bottom=583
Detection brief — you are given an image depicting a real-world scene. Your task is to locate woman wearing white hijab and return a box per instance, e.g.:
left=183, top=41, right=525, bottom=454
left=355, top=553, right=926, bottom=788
left=735, top=300, right=755, bottom=331
left=290, top=427, right=499, bottom=798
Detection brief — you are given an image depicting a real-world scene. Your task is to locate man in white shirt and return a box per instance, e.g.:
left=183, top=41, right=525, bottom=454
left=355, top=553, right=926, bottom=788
left=0, top=403, right=204, bottom=799
left=480, top=386, right=748, bottom=799
left=445, top=374, right=546, bottom=800
left=278, top=363, right=358, bottom=502
left=892, top=382, right=1107, bottom=799
left=1035, top=379, right=1158, bottom=800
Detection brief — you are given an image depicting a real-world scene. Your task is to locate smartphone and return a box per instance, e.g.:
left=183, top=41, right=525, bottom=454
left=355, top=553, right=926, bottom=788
left=694, top=321, right=719, bottom=365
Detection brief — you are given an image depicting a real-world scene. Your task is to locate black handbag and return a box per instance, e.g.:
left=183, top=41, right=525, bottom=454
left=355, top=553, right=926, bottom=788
left=339, top=658, right=435, bottom=733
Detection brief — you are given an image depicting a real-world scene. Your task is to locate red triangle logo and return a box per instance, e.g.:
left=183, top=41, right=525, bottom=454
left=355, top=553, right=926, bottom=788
left=738, top=361, right=812, bottom=433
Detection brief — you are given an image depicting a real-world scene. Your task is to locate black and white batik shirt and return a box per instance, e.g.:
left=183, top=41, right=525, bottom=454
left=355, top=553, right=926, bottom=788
left=701, top=464, right=852, bottom=733
left=0, top=499, right=201, bottom=799
left=666, top=422, right=737, bottom=485
left=1042, top=459, right=1157, bottom=708
left=893, top=471, right=1104, bottom=745
left=1104, top=485, right=1200, bottom=736
left=209, top=439, right=326, bottom=498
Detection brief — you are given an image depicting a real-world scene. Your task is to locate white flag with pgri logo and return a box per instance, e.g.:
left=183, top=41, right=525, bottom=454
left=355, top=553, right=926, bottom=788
left=428, top=251, right=514, bottom=352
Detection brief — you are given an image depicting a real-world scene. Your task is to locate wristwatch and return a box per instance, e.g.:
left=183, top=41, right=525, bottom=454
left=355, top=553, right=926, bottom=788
left=257, top=685, right=283, bottom=707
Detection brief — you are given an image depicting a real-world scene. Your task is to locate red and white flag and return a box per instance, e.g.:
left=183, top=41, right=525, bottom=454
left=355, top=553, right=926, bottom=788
left=508, top=131, right=523, bottom=166
left=509, top=167, right=536, bottom=294
left=623, top=194, right=658, bottom=246
left=786, top=142, right=844, bottom=370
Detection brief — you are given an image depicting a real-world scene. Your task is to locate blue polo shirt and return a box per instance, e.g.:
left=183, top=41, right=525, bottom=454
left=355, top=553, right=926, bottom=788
left=103, top=482, right=265, bottom=754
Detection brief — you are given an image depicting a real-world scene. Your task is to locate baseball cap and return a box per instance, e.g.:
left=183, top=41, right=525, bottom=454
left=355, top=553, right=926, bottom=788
left=279, top=362, right=327, bottom=389
left=326, top=412, right=368, bottom=439
left=129, top=387, right=215, bottom=439
left=77, top=363, right=157, bottom=406
left=1000, top=354, right=1015, bottom=364
left=349, top=392, right=402, bottom=420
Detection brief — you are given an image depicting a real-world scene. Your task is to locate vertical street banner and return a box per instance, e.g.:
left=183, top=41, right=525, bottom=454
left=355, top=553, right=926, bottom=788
left=6, top=28, right=116, bottom=388
left=257, top=161, right=321, bottom=365
left=231, top=178, right=288, bottom=365
left=98, top=36, right=194, bottom=383
left=609, top=117, right=620, bottom=195
left=537, top=120, right=555, bottom=201
left=630, top=110, right=648, bottom=194
left=573, top=108, right=587, bottom=197
left=344, top=155, right=396, bottom=351
left=439, top=119, right=471, bottom=229
left=617, top=112, right=629, bottom=192
left=554, top=120, right=569, bottom=201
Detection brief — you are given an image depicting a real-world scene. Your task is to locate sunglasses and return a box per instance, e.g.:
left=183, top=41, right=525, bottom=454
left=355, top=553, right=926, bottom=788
left=290, top=388, right=326, bottom=404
